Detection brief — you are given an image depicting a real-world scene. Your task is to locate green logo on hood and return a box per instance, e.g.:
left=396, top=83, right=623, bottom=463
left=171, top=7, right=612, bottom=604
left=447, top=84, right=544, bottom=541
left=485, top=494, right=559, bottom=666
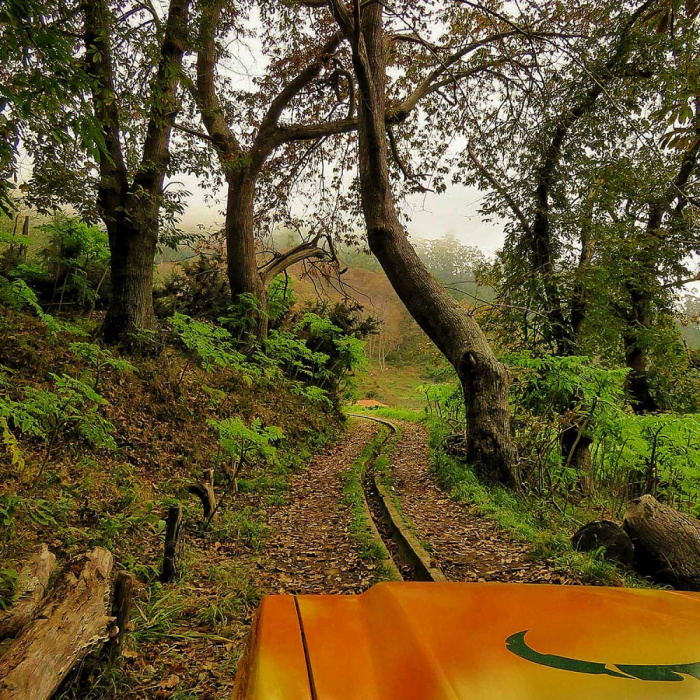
left=506, top=630, right=700, bottom=682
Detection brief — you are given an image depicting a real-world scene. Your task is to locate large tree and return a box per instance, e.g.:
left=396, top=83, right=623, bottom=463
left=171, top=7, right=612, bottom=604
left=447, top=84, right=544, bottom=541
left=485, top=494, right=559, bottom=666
left=82, top=0, right=189, bottom=340
left=186, top=0, right=514, bottom=338
left=461, top=0, right=698, bottom=418
left=324, top=0, right=523, bottom=484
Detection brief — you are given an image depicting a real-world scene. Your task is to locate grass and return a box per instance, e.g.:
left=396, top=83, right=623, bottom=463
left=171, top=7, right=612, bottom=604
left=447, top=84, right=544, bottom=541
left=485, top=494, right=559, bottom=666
left=341, top=423, right=402, bottom=583
left=348, top=404, right=426, bottom=423
left=356, top=360, right=433, bottom=410
left=351, top=373, right=648, bottom=587
left=425, top=417, right=647, bottom=587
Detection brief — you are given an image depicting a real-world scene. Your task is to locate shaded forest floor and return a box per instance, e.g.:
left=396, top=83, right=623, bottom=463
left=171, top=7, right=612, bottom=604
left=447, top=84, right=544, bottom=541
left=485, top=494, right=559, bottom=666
left=0, top=311, right=629, bottom=699
left=106, top=415, right=597, bottom=697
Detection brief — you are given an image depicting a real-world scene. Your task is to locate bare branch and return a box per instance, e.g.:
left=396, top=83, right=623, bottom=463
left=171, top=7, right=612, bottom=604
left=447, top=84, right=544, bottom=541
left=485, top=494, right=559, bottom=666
left=466, top=144, right=531, bottom=235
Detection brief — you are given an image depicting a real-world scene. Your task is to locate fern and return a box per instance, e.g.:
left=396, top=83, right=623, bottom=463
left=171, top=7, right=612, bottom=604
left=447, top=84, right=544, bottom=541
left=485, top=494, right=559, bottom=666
left=1, top=416, right=25, bottom=475
left=171, top=313, right=246, bottom=373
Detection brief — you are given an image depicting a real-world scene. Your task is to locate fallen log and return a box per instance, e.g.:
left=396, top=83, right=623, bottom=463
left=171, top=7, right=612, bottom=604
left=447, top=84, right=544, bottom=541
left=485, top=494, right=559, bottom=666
left=0, top=547, right=115, bottom=700
left=571, top=520, right=635, bottom=568
left=624, top=494, right=700, bottom=590
left=0, top=544, right=56, bottom=640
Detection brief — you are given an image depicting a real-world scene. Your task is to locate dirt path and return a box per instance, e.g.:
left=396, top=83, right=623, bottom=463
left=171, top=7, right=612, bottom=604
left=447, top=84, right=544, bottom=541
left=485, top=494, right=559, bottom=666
left=257, top=419, right=381, bottom=595
left=388, top=421, right=583, bottom=585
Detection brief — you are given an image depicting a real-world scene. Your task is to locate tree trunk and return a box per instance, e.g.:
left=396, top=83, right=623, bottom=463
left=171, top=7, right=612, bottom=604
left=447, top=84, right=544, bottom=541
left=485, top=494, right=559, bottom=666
left=624, top=494, right=700, bottom=590
left=560, top=422, right=593, bottom=476
left=623, top=286, right=659, bottom=413
left=162, top=505, right=184, bottom=582
left=338, top=0, right=514, bottom=484
left=225, top=174, right=269, bottom=335
left=83, top=0, right=189, bottom=343
left=104, top=571, right=134, bottom=665
left=0, top=547, right=114, bottom=700
left=0, top=544, right=56, bottom=640
left=102, top=217, right=158, bottom=342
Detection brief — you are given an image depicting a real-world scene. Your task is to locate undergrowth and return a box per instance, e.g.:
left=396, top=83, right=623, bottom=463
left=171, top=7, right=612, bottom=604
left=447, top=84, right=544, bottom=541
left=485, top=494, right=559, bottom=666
left=425, top=417, right=647, bottom=587
left=350, top=406, right=646, bottom=587
left=0, top=306, right=342, bottom=697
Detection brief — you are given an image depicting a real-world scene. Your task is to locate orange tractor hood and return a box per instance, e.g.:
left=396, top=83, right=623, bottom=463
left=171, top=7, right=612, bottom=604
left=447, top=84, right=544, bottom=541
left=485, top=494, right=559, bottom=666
left=233, top=582, right=700, bottom=699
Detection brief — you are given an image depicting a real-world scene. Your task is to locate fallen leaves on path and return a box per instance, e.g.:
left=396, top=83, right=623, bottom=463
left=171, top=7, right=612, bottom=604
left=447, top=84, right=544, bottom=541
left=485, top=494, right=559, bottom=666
left=388, top=422, right=584, bottom=585
left=258, top=420, right=381, bottom=595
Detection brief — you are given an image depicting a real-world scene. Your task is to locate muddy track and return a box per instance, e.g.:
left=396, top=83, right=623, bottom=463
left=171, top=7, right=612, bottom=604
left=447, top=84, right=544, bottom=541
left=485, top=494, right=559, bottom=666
left=259, top=415, right=581, bottom=603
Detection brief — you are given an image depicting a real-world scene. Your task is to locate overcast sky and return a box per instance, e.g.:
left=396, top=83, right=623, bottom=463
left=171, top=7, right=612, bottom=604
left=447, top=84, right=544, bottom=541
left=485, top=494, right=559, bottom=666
left=177, top=173, right=507, bottom=256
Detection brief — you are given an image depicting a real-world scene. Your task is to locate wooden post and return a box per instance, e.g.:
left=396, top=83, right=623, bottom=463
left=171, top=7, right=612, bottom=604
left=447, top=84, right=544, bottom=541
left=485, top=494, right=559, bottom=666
left=188, top=468, right=216, bottom=520
left=105, top=572, right=134, bottom=664
left=162, top=505, right=184, bottom=582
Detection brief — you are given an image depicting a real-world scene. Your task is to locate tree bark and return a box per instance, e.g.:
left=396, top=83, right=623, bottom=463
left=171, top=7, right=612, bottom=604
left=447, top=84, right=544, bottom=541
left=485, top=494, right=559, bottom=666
left=332, top=0, right=513, bottom=484
left=623, top=287, right=660, bottom=413
left=162, top=505, right=184, bottom=582
left=83, top=0, right=189, bottom=342
left=102, top=218, right=159, bottom=341
left=0, top=544, right=56, bottom=640
left=624, top=495, right=700, bottom=590
left=0, top=547, right=114, bottom=700
left=225, top=173, right=270, bottom=335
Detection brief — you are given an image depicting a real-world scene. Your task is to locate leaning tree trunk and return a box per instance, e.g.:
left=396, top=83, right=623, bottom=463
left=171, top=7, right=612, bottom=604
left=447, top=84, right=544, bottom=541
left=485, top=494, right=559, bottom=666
left=102, top=215, right=159, bottom=342
left=340, top=0, right=513, bottom=485
left=624, top=494, right=700, bottom=590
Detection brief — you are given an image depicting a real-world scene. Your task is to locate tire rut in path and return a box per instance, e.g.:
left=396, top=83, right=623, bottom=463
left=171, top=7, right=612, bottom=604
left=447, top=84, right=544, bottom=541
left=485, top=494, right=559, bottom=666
left=258, top=420, right=382, bottom=596
left=389, top=422, right=584, bottom=585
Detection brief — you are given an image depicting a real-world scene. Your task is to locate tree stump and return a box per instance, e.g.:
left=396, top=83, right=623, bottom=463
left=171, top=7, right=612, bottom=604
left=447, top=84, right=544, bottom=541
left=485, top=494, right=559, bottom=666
left=0, top=547, right=115, bottom=700
left=572, top=520, right=635, bottom=568
left=624, top=494, right=700, bottom=590
left=162, top=505, right=184, bottom=582
left=104, top=572, right=135, bottom=664
left=0, top=544, right=56, bottom=640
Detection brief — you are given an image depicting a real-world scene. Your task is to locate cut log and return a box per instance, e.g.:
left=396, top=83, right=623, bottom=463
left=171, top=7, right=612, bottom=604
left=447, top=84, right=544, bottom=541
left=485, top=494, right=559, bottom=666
left=188, top=468, right=216, bottom=520
left=161, top=505, right=184, bottom=582
left=0, top=547, right=115, bottom=700
left=624, top=494, right=700, bottom=590
left=0, top=544, right=56, bottom=640
left=571, top=520, right=634, bottom=568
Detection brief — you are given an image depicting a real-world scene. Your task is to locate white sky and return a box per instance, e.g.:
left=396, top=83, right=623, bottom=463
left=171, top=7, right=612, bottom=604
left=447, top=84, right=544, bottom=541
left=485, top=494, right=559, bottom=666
left=177, top=173, right=507, bottom=255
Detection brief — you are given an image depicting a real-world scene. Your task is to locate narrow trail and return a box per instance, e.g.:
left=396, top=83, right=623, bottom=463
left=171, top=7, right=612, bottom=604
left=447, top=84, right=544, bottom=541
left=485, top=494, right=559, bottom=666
left=257, top=415, right=581, bottom=605
left=387, top=420, right=583, bottom=585
left=258, top=420, right=381, bottom=595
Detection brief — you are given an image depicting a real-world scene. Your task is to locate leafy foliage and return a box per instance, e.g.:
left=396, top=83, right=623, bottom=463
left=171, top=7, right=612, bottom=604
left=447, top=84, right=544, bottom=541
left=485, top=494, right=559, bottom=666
left=0, top=372, right=116, bottom=457
left=211, top=417, right=283, bottom=470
